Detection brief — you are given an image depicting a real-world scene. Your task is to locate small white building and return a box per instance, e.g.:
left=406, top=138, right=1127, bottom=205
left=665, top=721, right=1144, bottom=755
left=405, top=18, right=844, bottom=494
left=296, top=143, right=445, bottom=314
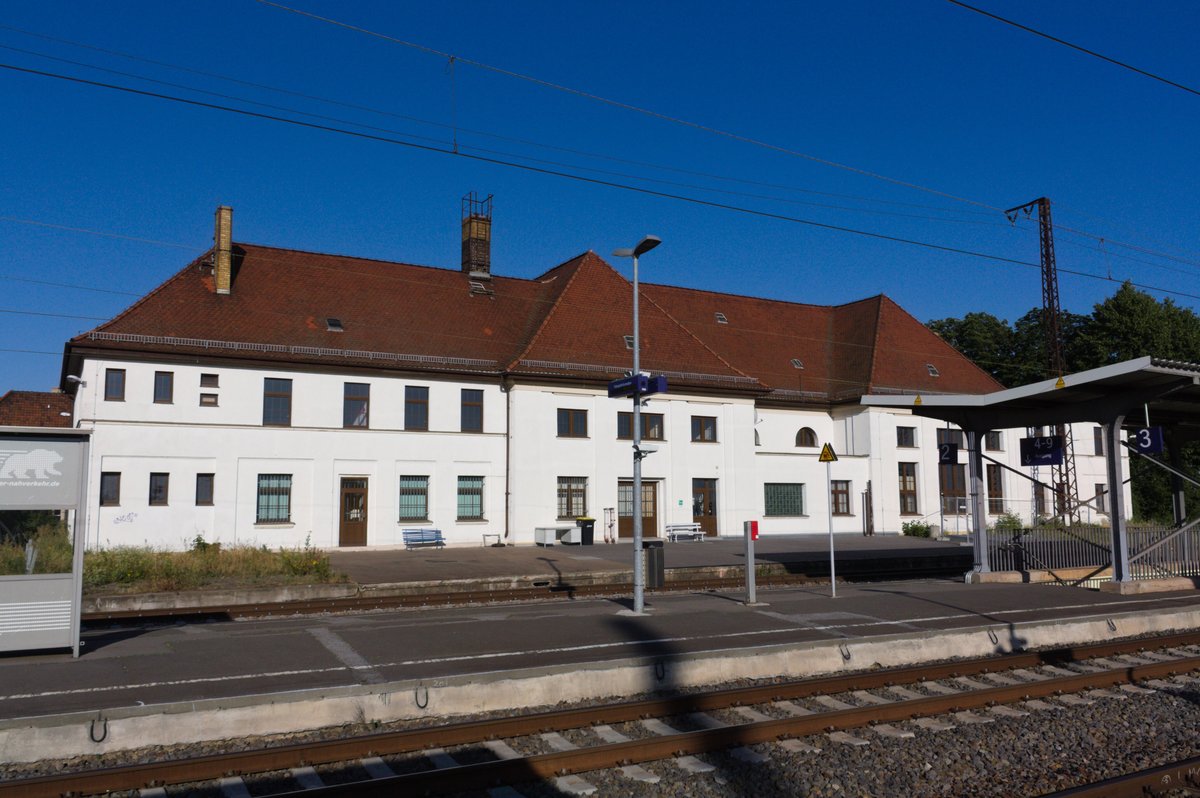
left=57, top=206, right=1124, bottom=550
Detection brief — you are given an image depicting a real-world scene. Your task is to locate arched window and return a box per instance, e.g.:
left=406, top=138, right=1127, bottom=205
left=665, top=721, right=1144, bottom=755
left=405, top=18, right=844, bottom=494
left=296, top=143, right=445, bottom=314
left=796, top=427, right=818, bottom=447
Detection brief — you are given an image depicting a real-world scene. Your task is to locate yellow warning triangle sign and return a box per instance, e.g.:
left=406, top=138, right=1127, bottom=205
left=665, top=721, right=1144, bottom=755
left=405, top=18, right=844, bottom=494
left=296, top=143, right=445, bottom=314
left=819, top=443, right=838, bottom=462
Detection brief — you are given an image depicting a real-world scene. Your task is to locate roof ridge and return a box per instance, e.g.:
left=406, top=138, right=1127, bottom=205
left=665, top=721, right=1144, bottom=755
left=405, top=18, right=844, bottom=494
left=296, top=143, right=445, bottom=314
left=505, top=252, right=594, bottom=369
left=877, top=295, right=1004, bottom=389
left=645, top=281, right=885, bottom=312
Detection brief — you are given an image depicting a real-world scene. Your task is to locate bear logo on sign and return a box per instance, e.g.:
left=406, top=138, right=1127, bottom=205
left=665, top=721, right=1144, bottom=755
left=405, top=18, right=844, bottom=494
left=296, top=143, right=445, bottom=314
left=0, top=449, right=64, bottom=479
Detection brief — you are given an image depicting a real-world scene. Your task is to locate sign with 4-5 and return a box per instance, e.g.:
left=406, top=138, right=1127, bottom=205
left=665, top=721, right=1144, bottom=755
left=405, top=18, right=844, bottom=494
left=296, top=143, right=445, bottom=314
left=1130, top=427, right=1164, bottom=455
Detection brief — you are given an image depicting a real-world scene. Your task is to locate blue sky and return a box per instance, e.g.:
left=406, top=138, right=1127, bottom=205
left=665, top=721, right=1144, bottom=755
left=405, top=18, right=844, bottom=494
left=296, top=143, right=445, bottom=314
left=2, top=1, right=1198, bottom=391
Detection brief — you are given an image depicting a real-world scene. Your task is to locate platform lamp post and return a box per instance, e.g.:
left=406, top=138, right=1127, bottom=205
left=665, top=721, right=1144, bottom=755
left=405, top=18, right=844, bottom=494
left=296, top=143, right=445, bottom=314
left=613, top=234, right=661, bottom=615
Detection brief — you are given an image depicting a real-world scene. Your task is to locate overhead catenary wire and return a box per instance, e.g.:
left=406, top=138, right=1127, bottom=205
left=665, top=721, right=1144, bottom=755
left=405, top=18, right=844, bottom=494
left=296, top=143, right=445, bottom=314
left=3, top=62, right=1200, bottom=308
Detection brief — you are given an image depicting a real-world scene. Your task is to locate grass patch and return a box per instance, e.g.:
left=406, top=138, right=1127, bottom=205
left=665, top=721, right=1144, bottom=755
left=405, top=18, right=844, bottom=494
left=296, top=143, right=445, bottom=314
left=81, top=537, right=346, bottom=595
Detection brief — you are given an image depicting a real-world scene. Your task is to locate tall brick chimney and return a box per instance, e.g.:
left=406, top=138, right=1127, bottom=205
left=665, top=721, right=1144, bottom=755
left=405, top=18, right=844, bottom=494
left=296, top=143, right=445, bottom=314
left=461, top=192, right=492, bottom=280
left=214, top=205, right=233, bottom=295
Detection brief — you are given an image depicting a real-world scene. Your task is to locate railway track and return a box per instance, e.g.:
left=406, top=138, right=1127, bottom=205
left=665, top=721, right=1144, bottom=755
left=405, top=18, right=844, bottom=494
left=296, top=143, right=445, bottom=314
left=4, top=630, right=1199, bottom=797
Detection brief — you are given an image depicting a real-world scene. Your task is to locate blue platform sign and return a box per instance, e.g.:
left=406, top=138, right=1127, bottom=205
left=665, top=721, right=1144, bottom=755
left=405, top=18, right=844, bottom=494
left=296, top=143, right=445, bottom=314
left=1020, top=435, right=1063, bottom=466
left=607, top=374, right=668, bottom=398
left=1130, top=426, right=1164, bottom=455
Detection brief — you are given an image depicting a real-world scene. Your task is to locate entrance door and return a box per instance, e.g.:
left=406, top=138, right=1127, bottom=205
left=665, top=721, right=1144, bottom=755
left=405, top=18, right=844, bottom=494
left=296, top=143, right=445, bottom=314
left=617, top=480, right=658, bottom=538
left=692, top=478, right=718, bottom=536
left=339, top=477, right=368, bottom=546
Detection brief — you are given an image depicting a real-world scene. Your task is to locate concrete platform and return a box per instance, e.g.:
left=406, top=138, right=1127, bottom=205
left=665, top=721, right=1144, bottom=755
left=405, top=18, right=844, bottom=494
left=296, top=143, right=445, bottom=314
left=3, top=535, right=1199, bottom=763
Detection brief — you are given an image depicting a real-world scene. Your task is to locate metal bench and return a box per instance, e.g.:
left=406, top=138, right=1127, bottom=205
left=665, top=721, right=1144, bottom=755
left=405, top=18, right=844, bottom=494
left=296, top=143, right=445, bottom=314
left=402, top=528, right=445, bottom=549
left=666, top=523, right=705, bottom=542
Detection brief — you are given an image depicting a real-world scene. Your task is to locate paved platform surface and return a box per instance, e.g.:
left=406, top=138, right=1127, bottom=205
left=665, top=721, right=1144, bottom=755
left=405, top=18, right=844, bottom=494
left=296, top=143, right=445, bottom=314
left=2, top=535, right=1198, bottom=762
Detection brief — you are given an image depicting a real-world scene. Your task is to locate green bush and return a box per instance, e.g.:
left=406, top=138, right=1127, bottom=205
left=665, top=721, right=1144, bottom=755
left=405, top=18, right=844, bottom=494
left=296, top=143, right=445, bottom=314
left=901, top=520, right=932, bottom=538
left=991, top=511, right=1025, bottom=532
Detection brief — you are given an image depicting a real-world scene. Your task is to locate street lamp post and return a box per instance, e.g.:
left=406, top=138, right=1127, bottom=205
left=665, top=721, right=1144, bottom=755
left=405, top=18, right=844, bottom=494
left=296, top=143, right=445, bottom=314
left=612, top=235, right=661, bottom=615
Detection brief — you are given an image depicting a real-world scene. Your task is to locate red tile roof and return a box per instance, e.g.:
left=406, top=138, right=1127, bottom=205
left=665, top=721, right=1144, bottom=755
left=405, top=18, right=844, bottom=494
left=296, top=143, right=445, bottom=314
left=65, top=242, right=1000, bottom=401
left=0, top=391, right=74, bottom=427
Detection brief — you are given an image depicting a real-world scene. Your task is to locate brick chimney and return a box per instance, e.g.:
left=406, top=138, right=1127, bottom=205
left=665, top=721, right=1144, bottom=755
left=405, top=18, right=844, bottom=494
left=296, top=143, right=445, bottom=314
left=461, top=192, right=492, bottom=280
left=214, top=205, right=233, bottom=295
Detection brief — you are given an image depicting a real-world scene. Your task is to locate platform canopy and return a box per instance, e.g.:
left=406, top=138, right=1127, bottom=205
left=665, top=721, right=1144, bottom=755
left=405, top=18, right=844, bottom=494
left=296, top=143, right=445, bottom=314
left=862, top=357, right=1200, bottom=437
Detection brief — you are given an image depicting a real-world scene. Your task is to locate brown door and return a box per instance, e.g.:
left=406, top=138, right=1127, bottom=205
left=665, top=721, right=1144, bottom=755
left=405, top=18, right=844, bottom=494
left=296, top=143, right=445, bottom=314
left=617, top=480, right=658, bottom=538
left=339, top=477, right=368, bottom=546
left=692, top=478, right=717, bottom=536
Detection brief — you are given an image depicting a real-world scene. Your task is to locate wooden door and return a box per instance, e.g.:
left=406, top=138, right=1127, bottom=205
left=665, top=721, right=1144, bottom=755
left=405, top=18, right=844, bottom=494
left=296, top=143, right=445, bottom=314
left=339, top=477, right=368, bottom=546
left=617, top=480, right=658, bottom=538
left=692, top=478, right=717, bottom=536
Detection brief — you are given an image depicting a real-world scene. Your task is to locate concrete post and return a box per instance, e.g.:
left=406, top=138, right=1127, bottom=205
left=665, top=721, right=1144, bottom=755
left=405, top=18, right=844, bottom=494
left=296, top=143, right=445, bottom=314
left=967, top=429, right=990, bottom=573
left=1104, top=417, right=1131, bottom=582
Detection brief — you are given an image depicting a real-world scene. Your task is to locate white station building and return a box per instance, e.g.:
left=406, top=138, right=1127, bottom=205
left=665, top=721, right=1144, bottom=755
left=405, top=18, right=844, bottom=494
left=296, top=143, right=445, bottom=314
left=53, top=204, right=1124, bottom=550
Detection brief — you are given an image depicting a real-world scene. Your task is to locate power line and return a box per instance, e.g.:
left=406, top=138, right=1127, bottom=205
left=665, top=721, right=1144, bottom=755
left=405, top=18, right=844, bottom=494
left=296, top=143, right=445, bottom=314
left=0, top=215, right=198, bottom=250
left=0, top=308, right=108, bottom=321
left=5, top=62, right=1200, bottom=306
left=946, top=0, right=1200, bottom=98
left=254, top=0, right=1005, bottom=212
left=0, top=273, right=140, bottom=296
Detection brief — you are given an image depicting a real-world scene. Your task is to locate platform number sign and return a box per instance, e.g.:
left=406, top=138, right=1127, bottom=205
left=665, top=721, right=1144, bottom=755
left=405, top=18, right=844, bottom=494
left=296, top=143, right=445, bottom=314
left=1020, top=435, right=1063, bottom=466
left=1130, top=427, right=1164, bottom=455
left=937, top=442, right=958, bottom=464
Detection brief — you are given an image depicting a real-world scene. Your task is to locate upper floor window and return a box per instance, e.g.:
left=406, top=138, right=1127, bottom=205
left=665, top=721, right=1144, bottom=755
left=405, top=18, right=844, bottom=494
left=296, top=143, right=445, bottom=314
left=1094, top=426, right=1104, bottom=456
left=896, top=426, right=916, bottom=447
left=200, top=373, right=219, bottom=388
left=263, top=378, right=292, bottom=426
left=617, top=412, right=664, bottom=440
left=405, top=386, right=429, bottom=431
left=344, top=382, right=370, bottom=428
left=153, top=371, right=173, bottom=404
left=558, top=408, right=588, bottom=438
left=104, top=369, right=125, bottom=401
left=985, top=431, right=1003, bottom=451
left=149, top=473, right=169, bottom=506
left=936, top=428, right=964, bottom=448
left=691, top=416, right=717, bottom=442
left=461, top=389, right=483, bottom=433
left=796, top=427, right=818, bottom=447
left=100, top=472, right=121, bottom=506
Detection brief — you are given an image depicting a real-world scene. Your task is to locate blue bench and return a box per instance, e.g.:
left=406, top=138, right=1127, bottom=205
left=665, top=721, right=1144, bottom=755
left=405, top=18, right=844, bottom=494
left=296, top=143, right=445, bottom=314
left=403, top=528, right=445, bottom=549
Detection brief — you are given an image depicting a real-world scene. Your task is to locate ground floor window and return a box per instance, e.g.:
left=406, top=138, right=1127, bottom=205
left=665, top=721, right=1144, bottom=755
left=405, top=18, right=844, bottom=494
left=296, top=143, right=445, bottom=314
left=256, top=474, right=292, bottom=523
left=831, top=480, right=851, bottom=515
left=100, top=472, right=120, bottom=506
left=557, top=476, right=587, bottom=519
left=398, top=475, right=429, bottom=521
left=196, top=473, right=214, bottom=506
left=764, top=483, right=804, bottom=516
left=986, top=464, right=1004, bottom=514
left=898, top=462, right=918, bottom=515
left=457, top=476, right=484, bottom=520
left=939, top=464, right=966, bottom=515
left=1095, top=483, right=1107, bottom=514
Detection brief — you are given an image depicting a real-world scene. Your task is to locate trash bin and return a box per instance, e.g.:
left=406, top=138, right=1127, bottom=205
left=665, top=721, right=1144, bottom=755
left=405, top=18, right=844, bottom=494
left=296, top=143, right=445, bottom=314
left=643, top=539, right=665, bottom=588
left=576, top=517, right=595, bottom=545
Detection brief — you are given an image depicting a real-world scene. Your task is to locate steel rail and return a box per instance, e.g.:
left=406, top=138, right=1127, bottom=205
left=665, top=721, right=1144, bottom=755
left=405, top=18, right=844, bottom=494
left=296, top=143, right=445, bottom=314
left=1038, top=753, right=1200, bottom=797
left=3, top=633, right=1197, bottom=798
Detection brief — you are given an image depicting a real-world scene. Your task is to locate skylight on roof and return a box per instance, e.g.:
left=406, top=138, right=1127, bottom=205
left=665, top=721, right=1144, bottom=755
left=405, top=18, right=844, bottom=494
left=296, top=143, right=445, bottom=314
left=926, top=363, right=940, bottom=377
left=326, top=318, right=344, bottom=332
left=715, top=312, right=728, bottom=324
left=790, top=358, right=804, bottom=369
left=623, top=335, right=634, bottom=350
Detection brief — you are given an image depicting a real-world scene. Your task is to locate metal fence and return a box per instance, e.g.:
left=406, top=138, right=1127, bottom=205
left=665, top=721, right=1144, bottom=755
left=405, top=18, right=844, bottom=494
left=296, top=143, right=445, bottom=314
left=988, top=522, right=1200, bottom=586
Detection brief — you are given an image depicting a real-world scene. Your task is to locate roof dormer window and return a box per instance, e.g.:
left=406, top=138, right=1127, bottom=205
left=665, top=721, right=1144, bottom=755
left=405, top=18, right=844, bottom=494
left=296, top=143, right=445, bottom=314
left=715, top=312, right=728, bottom=324
left=926, top=363, right=940, bottom=377
left=326, top=318, right=344, bottom=332
left=790, top=358, right=804, bottom=369
left=623, top=335, right=634, bottom=349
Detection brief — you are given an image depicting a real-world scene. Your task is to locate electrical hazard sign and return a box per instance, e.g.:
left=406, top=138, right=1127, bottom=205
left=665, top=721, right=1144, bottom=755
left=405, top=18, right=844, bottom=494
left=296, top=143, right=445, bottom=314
left=819, top=443, right=838, bottom=463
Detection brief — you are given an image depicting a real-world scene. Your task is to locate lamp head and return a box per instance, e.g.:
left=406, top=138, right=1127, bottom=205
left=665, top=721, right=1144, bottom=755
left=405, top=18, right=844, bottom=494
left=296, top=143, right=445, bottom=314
left=612, top=235, right=661, bottom=259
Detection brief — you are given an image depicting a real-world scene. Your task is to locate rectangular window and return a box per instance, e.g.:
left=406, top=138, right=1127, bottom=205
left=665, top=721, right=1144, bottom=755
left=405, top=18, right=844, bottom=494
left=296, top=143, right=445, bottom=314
left=691, top=415, right=717, bottom=442
left=196, top=473, right=214, bottom=506
left=153, top=371, right=174, bottom=403
left=104, top=368, right=125, bottom=401
left=764, top=483, right=805, bottom=516
left=398, top=475, right=429, bottom=521
left=896, top=426, right=916, bottom=447
left=200, top=393, right=219, bottom=407
left=256, top=474, right=292, bottom=523
left=461, top=389, right=483, bottom=433
left=200, top=373, right=219, bottom=388
left=344, top=382, right=370, bottom=428
left=263, top=378, right=292, bottom=426
left=898, top=462, right=918, bottom=515
left=405, top=386, right=429, bottom=431
left=985, top=431, right=1002, bottom=451
left=1094, top=426, right=1104, bottom=456
left=1095, top=483, right=1107, bottom=514
left=557, top=408, right=588, bottom=438
left=557, top=476, right=587, bottom=519
left=936, top=428, right=965, bottom=448
left=986, top=464, right=1004, bottom=514
left=457, top=476, right=484, bottom=520
left=831, top=480, right=851, bottom=515
left=100, top=472, right=120, bottom=506
left=149, top=472, right=169, bottom=506
left=617, top=412, right=664, bottom=440
left=939, top=463, right=967, bottom=514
